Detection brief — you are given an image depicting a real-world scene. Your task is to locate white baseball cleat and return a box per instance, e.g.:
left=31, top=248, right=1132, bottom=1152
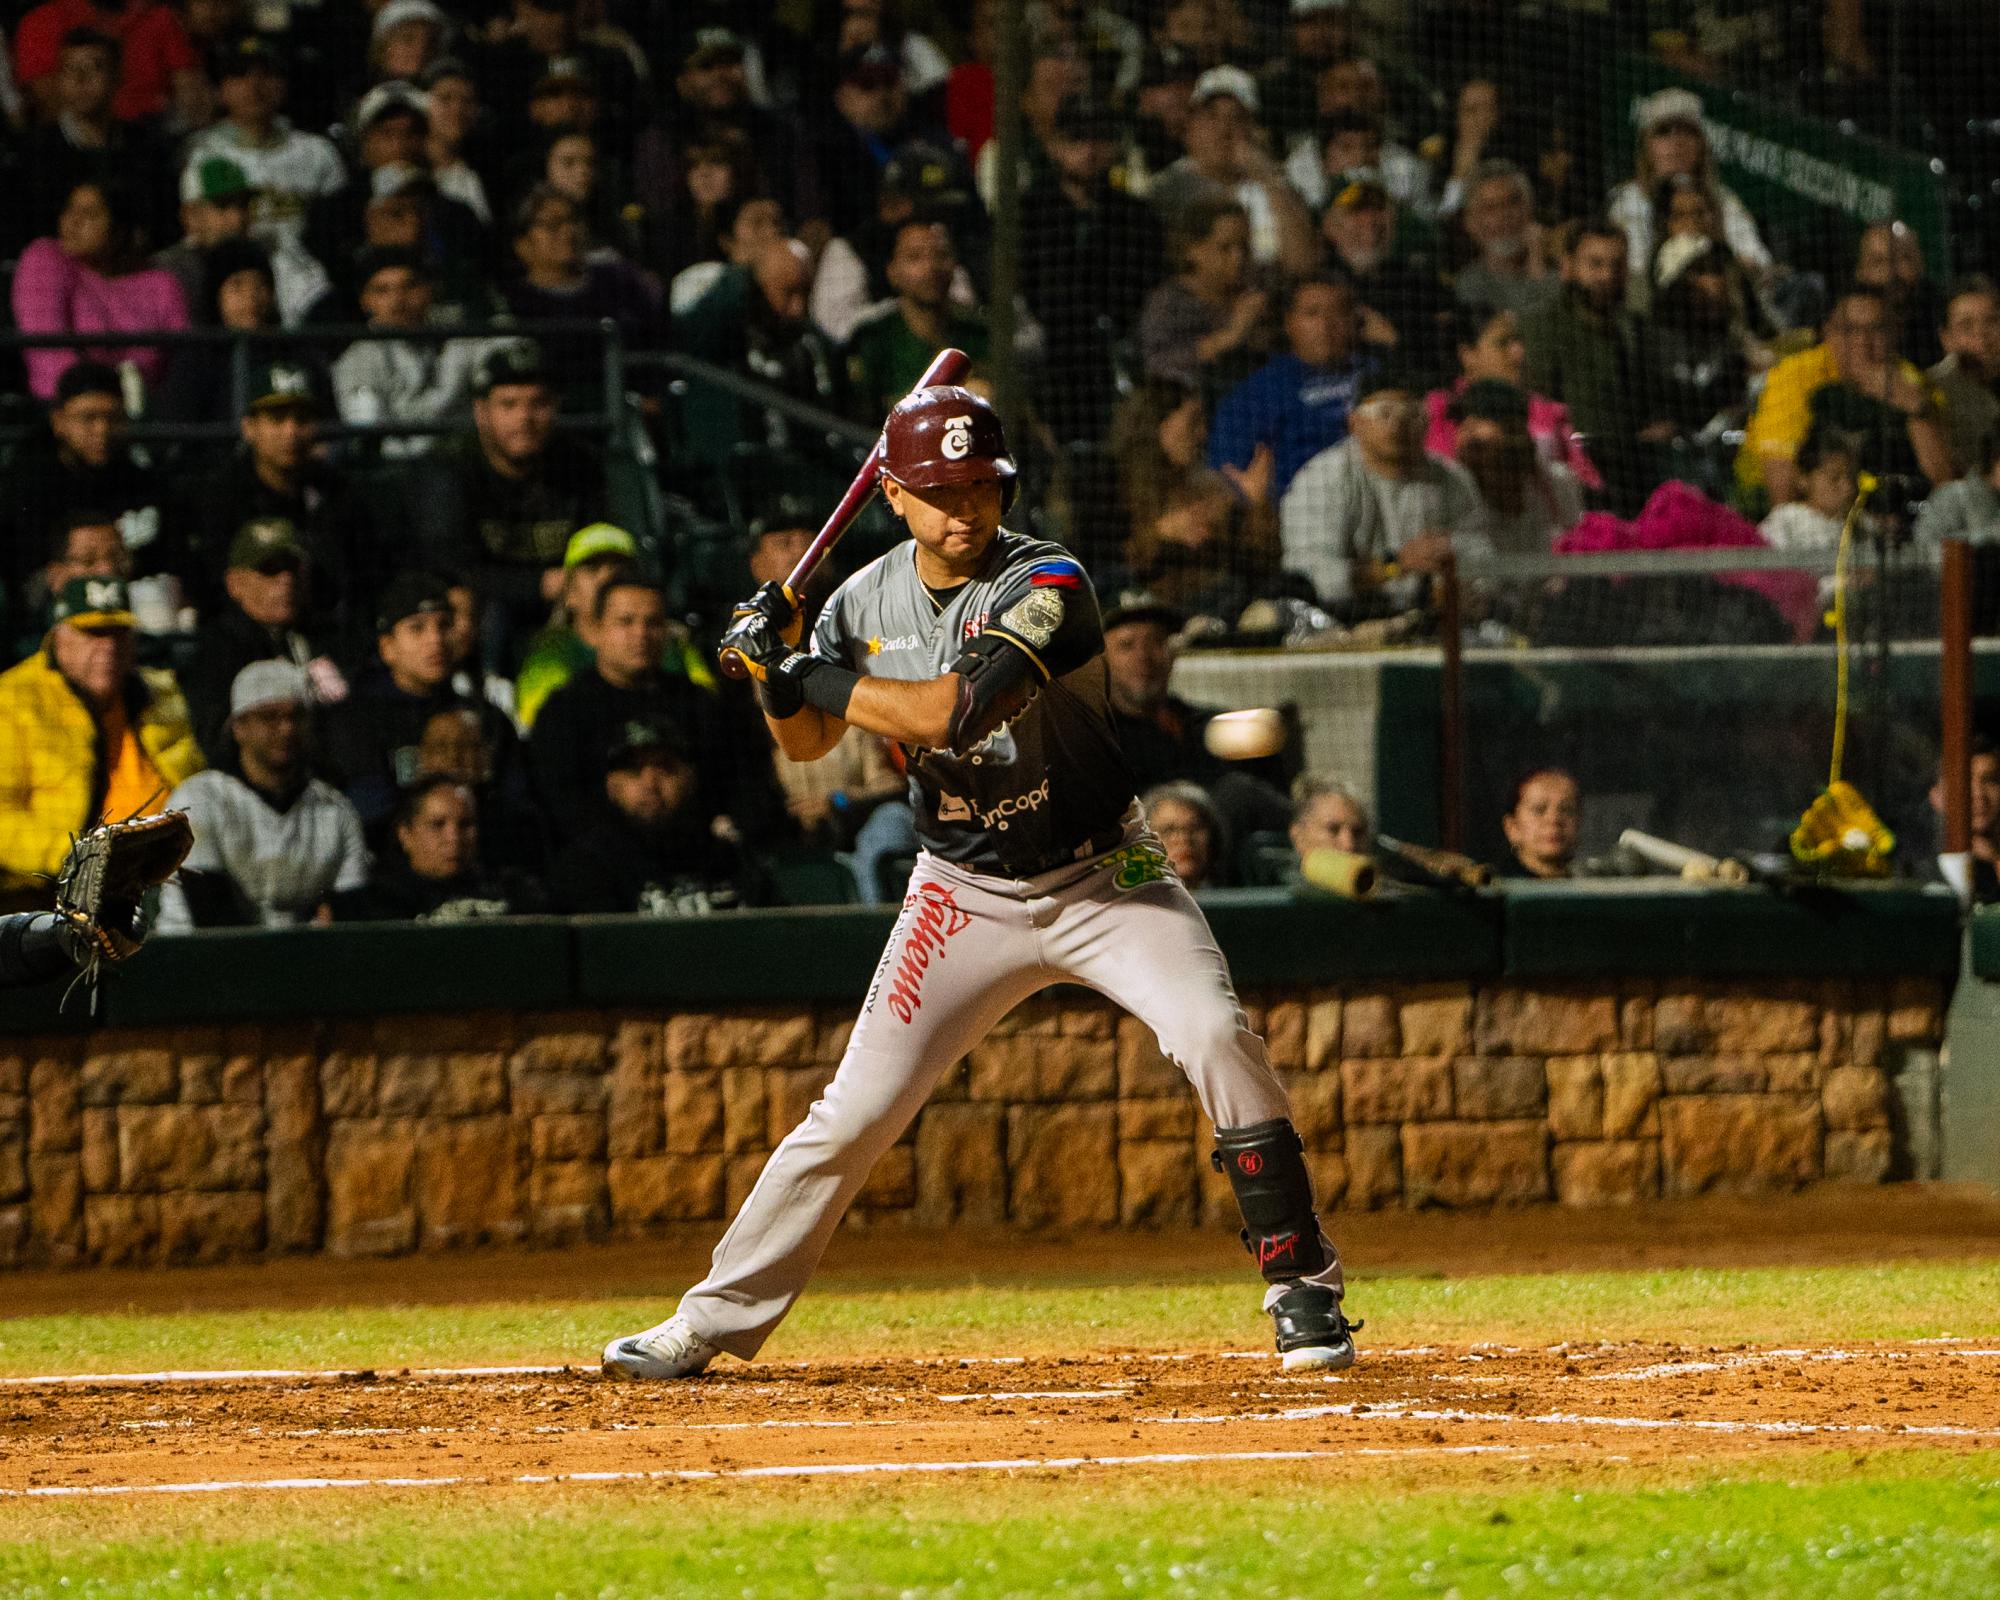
left=1281, top=1331, right=1358, bottom=1373
left=601, top=1314, right=722, bottom=1379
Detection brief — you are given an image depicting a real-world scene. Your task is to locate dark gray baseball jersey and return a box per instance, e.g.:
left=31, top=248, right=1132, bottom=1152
left=809, top=531, right=1138, bottom=875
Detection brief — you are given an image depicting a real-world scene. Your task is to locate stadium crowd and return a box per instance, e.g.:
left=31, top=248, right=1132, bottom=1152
left=0, top=0, right=1996, bottom=921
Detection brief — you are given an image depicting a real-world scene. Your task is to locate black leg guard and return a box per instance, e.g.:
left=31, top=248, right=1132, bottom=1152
left=1211, top=1118, right=1330, bottom=1282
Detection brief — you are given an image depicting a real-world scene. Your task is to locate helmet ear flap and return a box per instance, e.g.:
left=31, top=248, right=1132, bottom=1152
left=998, top=471, right=1018, bottom=515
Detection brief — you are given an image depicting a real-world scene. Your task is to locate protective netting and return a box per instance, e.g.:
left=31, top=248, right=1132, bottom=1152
left=2, top=1, right=1997, bottom=913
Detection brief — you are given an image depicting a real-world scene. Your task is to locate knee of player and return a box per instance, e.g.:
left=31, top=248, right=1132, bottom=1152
left=1159, top=1008, right=1257, bottom=1078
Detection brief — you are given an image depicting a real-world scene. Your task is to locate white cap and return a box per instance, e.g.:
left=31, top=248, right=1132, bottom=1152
left=355, top=79, right=431, bottom=131
left=372, top=0, right=448, bottom=39
left=1191, top=65, right=1258, bottom=113
left=1636, top=87, right=1705, bottom=136
left=230, top=661, right=310, bottom=718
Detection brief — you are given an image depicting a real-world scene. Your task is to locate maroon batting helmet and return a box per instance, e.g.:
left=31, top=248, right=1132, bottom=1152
left=881, top=385, right=1017, bottom=511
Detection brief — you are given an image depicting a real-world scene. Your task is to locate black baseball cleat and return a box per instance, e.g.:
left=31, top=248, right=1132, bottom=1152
left=1269, top=1283, right=1362, bottom=1373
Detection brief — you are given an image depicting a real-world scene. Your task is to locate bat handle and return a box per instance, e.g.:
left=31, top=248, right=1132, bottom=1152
left=717, top=585, right=802, bottom=682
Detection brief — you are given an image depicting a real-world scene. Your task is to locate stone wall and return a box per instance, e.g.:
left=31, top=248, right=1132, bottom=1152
left=0, top=975, right=1945, bottom=1268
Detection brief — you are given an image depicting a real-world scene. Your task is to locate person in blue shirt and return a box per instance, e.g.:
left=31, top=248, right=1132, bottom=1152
left=1207, top=272, right=1376, bottom=501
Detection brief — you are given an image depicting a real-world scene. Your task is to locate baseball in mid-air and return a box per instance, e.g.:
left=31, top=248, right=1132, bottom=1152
left=1204, top=708, right=1287, bottom=761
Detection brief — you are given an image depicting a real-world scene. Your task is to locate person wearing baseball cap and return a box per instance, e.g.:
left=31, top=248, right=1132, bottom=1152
left=399, top=334, right=608, bottom=663
left=1145, top=58, right=1314, bottom=274
left=551, top=711, right=755, bottom=917
left=1260, top=0, right=1358, bottom=148
left=0, top=575, right=202, bottom=896
left=475, top=0, right=640, bottom=149
left=154, top=157, right=259, bottom=308
left=180, top=348, right=369, bottom=640
left=181, top=36, right=344, bottom=261
left=1608, top=85, right=1772, bottom=289
left=371, top=0, right=450, bottom=81
left=1317, top=165, right=1452, bottom=372
left=178, top=518, right=348, bottom=760
left=527, top=574, right=736, bottom=836
left=513, top=523, right=641, bottom=732
left=325, top=570, right=521, bottom=830
left=154, top=661, right=369, bottom=933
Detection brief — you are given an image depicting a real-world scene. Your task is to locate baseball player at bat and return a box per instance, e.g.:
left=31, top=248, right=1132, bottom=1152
left=604, top=386, right=1358, bottom=1380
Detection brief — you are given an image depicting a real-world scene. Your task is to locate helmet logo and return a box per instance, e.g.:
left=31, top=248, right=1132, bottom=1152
left=940, top=415, right=974, bottom=460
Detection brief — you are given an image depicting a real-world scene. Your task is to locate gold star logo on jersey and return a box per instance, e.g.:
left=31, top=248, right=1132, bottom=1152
left=868, top=636, right=884, bottom=655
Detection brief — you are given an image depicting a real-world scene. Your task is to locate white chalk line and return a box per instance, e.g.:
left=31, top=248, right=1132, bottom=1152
left=1, top=1444, right=1538, bottom=1500
left=0, top=1365, right=573, bottom=1387
left=1593, top=1349, right=2000, bottom=1381
left=1140, top=1400, right=2000, bottom=1442
left=2, top=1341, right=1989, bottom=1390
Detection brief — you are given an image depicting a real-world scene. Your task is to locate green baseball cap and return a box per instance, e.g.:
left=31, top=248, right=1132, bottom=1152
left=50, top=576, right=137, bottom=630
left=183, top=155, right=255, bottom=205
left=243, top=358, right=328, bottom=415
left=563, top=522, right=638, bottom=570
left=228, top=517, right=309, bottom=571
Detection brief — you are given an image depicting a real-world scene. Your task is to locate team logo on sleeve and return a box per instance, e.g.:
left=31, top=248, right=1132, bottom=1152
left=1000, top=589, right=1064, bottom=649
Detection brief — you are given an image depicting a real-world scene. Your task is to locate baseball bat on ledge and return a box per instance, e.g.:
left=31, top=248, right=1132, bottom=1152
left=1617, top=829, right=1752, bottom=884
left=1376, top=835, right=1494, bottom=891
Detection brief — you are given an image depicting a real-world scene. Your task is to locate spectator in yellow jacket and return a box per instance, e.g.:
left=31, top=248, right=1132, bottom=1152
left=1737, top=285, right=1954, bottom=506
left=0, top=577, right=204, bottom=901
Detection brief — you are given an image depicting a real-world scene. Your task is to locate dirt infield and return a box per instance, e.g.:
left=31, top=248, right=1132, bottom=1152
left=5, top=1338, right=1998, bottom=1498
left=6, top=1187, right=2000, bottom=1501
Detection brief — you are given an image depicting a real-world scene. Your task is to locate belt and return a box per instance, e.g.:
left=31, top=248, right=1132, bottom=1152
left=1007, top=818, right=1135, bottom=881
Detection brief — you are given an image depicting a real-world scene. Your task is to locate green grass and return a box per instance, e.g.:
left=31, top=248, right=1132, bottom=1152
left=4, top=1258, right=2000, bottom=1376
left=3, top=1455, right=1998, bottom=1598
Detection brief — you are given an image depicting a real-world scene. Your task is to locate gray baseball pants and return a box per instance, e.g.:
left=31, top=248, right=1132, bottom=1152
left=677, top=826, right=1345, bottom=1358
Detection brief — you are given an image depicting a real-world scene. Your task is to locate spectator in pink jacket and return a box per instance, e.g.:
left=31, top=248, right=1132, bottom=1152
left=1425, top=302, right=1602, bottom=493
left=12, top=178, right=190, bottom=404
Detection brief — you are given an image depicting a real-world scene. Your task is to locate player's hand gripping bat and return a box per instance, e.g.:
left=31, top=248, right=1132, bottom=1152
left=717, top=346, right=973, bottom=680
left=1375, top=835, right=1494, bottom=891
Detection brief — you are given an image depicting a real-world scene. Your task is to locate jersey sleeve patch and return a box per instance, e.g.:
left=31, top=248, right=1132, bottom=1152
left=1025, top=557, right=1084, bottom=589
left=998, top=588, right=1065, bottom=651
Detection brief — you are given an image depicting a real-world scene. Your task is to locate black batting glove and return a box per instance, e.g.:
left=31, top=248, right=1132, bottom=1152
left=734, top=580, right=801, bottom=647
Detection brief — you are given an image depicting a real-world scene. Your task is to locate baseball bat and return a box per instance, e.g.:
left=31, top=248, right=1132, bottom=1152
left=718, top=346, right=973, bottom=680
left=1618, top=828, right=1751, bottom=884
left=1299, top=847, right=1378, bottom=900
left=1376, top=835, right=1494, bottom=890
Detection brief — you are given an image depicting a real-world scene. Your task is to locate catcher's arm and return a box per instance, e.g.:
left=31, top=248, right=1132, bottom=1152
left=49, top=810, right=195, bottom=989
left=0, top=914, right=77, bottom=989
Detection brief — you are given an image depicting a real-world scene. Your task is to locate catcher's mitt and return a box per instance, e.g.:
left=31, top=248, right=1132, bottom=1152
left=52, top=810, right=194, bottom=968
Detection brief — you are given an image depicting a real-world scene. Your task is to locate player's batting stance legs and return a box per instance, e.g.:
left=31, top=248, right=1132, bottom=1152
left=603, top=378, right=1353, bottom=1380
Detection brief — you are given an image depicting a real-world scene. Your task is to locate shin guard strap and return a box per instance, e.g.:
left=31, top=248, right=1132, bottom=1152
left=1211, top=1117, right=1330, bottom=1282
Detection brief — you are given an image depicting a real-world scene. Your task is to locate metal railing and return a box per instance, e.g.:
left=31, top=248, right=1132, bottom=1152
left=0, top=319, right=630, bottom=448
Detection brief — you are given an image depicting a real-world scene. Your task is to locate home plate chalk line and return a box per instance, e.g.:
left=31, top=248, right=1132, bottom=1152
left=3, top=1338, right=1995, bottom=1389
left=2, top=1446, right=1539, bottom=1500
